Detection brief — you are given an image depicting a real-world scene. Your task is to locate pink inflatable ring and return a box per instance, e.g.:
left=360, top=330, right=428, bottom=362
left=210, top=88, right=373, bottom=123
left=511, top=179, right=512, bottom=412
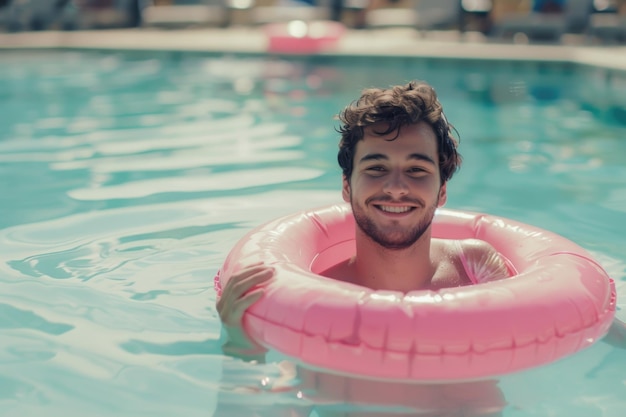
left=214, top=204, right=616, bottom=382
left=264, top=20, right=346, bottom=54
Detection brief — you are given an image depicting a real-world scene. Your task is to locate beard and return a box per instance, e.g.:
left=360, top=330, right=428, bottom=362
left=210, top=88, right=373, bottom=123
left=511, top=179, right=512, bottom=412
left=351, top=195, right=438, bottom=250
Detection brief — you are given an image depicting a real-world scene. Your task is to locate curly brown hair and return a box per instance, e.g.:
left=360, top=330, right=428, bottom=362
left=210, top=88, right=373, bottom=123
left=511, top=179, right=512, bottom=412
left=337, top=81, right=461, bottom=184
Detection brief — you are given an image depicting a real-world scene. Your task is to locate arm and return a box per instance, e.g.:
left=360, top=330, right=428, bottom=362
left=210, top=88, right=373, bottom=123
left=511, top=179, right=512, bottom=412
left=216, top=265, right=314, bottom=416
left=216, top=262, right=274, bottom=361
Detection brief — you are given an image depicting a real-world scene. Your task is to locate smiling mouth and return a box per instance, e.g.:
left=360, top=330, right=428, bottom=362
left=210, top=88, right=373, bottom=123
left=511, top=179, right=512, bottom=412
left=375, top=205, right=415, bottom=214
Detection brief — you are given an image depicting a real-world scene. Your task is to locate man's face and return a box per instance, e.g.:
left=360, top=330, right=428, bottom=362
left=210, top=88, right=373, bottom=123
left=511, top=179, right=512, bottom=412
left=342, top=122, right=447, bottom=250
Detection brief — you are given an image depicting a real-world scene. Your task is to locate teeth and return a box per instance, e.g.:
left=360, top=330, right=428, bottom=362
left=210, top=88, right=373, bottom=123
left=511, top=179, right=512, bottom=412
left=379, top=205, right=411, bottom=213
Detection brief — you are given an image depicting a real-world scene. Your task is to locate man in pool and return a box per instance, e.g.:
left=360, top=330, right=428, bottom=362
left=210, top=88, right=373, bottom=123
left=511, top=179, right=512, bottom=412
left=216, top=80, right=510, bottom=355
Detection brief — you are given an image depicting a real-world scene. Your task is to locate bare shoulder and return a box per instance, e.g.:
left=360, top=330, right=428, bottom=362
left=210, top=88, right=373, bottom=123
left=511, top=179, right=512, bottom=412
left=430, top=239, right=471, bottom=288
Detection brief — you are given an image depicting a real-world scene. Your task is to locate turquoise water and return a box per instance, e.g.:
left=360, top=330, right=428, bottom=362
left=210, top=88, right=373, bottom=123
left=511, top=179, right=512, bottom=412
left=0, top=50, right=625, bottom=417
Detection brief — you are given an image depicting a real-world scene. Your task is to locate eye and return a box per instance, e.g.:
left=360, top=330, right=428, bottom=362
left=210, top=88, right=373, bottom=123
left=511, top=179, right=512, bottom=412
left=365, top=165, right=387, bottom=175
left=407, top=167, right=427, bottom=175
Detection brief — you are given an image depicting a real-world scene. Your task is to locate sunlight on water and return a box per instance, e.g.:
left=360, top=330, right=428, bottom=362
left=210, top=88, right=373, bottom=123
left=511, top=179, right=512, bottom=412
left=67, top=168, right=325, bottom=200
left=0, top=50, right=625, bottom=417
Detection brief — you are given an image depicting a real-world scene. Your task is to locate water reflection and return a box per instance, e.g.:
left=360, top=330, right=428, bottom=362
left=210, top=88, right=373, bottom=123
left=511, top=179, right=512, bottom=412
left=215, top=360, right=506, bottom=417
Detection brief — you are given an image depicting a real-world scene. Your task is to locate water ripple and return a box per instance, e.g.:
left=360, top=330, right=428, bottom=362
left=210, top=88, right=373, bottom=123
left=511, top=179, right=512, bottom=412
left=0, top=190, right=338, bottom=292
left=0, top=304, right=73, bottom=335
left=52, top=147, right=303, bottom=173
left=68, top=167, right=324, bottom=200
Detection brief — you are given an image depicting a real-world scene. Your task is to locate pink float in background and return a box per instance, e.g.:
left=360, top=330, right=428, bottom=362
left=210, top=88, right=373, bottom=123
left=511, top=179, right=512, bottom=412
left=264, top=20, right=346, bottom=54
left=215, top=204, right=616, bottom=382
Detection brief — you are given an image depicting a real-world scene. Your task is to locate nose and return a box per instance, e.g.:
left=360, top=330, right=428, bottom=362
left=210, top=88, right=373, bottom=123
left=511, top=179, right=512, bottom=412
left=382, top=171, right=409, bottom=198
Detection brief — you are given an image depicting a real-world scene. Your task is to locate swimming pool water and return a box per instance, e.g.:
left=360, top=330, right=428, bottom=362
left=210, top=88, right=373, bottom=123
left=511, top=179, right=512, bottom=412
left=0, top=50, right=625, bottom=417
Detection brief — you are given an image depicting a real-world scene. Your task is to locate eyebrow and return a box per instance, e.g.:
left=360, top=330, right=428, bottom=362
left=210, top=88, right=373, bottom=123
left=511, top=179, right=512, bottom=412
left=358, top=153, right=436, bottom=166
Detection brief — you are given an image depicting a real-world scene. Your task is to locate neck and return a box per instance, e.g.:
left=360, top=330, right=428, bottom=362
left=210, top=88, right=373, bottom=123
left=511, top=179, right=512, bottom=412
left=351, top=228, right=434, bottom=292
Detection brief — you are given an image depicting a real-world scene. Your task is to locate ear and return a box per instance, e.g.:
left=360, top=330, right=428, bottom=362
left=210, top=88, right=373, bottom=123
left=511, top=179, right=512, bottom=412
left=438, top=183, right=447, bottom=207
left=342, top=175, right=351, bottom=202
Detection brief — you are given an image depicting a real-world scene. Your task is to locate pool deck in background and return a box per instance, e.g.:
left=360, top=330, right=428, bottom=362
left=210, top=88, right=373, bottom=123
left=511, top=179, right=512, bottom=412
left=1, top=27, right=626, bottom=71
